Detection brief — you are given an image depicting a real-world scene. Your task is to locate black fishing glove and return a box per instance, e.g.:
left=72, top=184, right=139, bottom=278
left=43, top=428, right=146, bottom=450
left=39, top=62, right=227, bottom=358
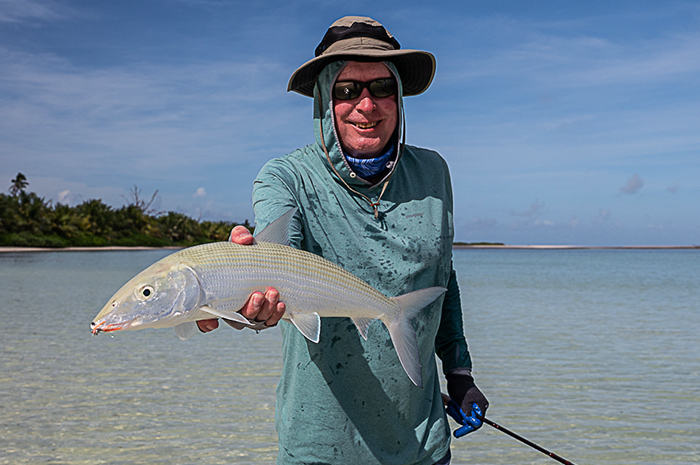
left=446, top=372, right=489, bottom=436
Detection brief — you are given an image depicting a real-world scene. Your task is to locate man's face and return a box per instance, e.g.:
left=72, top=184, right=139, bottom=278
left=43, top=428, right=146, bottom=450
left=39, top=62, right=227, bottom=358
left=333, top=61, right=398, bottom=159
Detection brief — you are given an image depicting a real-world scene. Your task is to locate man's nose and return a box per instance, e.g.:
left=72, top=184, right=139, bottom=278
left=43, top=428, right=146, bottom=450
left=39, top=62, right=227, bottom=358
left=355, top=90, right=376, bottom=112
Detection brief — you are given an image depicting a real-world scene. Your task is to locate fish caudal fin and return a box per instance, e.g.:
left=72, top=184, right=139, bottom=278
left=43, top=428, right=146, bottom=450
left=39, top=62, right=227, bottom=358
left=387, top=286, right=447, bottom=388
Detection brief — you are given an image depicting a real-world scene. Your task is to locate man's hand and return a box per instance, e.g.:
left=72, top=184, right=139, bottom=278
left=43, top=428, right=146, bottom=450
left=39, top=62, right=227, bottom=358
left=445, top=372, right=489, bottom=437
left=196, top=225, right=286, bottom=333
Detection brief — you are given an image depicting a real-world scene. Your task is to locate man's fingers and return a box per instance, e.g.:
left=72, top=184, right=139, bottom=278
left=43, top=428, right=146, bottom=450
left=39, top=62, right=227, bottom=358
left=230, top=225, right=254, bottom=245
left=240, top=292, right=264, bottom=320
left=265, top=301, right=286, bottom=327
left=197, top=319, right=219, bottom=333
left=261, top=288, right=285, bottom=326
left=254, top=288, right=279, bottom=322
left=239, top=288, right=285, bottom=326
left=200, top=290, right=284, bottom=333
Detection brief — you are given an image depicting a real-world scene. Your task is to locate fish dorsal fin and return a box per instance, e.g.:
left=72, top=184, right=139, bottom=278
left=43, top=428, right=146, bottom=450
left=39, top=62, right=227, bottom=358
left=173, top=322, right=199, bottom=340
left=288, top=312, right=321, bottom=343
left=254, top=207, right=297, bottom=246
left=351, top=317, right=374, bottom=340
left=199, top=305, right=252, bottom=326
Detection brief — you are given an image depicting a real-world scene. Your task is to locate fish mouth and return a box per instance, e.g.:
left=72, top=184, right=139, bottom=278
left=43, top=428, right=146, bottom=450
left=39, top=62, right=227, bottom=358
left=90, top=320, right=124, bottom=335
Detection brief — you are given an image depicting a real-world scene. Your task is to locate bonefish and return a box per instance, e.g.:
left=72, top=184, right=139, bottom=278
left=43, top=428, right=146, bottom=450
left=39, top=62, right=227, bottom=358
left=90, top=209, right=446, bottom=387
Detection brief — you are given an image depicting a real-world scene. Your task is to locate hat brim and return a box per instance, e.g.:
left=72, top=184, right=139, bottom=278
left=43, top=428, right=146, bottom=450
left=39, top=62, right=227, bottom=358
left=288, top=49, right=436, bottom=98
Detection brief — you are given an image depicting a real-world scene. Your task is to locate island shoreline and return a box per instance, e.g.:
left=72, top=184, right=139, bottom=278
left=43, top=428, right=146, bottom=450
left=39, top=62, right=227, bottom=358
left=1, top=245, right=698, bottom=253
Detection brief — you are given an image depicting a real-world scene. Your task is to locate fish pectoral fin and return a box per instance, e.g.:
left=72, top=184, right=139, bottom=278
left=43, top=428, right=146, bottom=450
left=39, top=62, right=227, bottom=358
left=199, top=305, right=253, bottom=326
left=351, top=317, right=374, bottom=340
left=173, top=322, right=199, bottom=341
left=288, top=312, right=321, bottom=343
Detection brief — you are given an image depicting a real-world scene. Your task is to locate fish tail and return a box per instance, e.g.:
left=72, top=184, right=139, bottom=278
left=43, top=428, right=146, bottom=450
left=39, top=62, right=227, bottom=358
left=387, top=286, right=447, bottom=388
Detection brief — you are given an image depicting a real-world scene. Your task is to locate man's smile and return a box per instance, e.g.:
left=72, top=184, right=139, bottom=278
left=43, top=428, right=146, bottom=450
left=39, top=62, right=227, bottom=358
left=333, top=62, right=398, bottom=158
left=353, top=121, right=378, bottom=129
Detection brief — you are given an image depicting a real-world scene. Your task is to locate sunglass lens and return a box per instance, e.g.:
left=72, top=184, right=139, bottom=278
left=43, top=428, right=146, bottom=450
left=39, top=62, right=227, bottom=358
left=334, top=82, right=360, bottom=100
left=333, top=79, right=397, bottom=100
left=369, top=79, right=396, bottom=98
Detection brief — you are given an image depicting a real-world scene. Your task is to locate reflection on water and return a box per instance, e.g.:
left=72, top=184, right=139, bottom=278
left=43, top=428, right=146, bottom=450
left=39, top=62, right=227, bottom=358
left=1, top=249, right=698, bottom=464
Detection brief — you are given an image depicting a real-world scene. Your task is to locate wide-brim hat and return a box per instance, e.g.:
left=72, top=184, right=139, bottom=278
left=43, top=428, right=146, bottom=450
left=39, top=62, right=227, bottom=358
left=288, top=16, right=436, bottom=98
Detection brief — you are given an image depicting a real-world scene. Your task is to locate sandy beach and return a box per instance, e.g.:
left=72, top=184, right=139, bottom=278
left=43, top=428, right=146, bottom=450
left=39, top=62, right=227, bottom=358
left=0, top=246, right=183, bottom=253
left=1, top=245, right=697, bottom=253
left=453, top=244, right=699, bottom=250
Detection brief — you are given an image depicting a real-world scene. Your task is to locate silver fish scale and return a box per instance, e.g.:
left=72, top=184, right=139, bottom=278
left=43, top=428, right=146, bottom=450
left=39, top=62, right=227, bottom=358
left=172, top=241, right=396, bottom=319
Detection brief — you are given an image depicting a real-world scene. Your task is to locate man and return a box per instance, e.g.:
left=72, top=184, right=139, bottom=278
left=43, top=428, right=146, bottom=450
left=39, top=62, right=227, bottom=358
left=199, top=16, right=488, bottom=465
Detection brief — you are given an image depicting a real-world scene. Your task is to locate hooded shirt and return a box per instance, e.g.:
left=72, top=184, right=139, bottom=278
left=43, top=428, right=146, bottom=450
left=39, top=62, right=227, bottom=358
left=252, top=61, right=472, bottom=465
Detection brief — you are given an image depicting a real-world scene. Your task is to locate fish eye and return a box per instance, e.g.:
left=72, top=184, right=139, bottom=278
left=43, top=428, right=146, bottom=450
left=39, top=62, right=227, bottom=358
left=137, top=284, right=155, bottom=301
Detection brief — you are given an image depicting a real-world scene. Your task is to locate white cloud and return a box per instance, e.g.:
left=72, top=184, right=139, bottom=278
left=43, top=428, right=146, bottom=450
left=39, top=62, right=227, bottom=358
left=0, top=0, right=79, bottom=23
left=510, top=199, right=545, bottom=218
left=0, top=46, right=304, bottom=189
left=9, top=175, right=127, bottom=209
left=590, top=209, right=612, bottom=225
left=58, top=189, right=70, bottom=204
left=620, top=174, right=644, bottom=195
left=194, top=187, right=206, bottom=197
left=447, top=17, right=700, bottom=89
left=567, top=33, right=700, bottom=87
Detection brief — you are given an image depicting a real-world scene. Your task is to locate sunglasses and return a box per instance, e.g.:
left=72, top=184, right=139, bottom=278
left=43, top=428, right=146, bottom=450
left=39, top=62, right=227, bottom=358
left=333, top=78, right=397, bottom=101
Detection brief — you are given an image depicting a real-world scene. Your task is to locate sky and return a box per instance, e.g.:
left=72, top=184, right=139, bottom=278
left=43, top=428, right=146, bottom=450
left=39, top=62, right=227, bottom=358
left=1, top=0, right=699, bottom=246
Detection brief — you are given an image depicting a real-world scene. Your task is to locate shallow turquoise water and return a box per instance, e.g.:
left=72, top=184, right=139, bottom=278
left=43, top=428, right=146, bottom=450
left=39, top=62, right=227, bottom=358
left=0, top=249, right=698, bottom=464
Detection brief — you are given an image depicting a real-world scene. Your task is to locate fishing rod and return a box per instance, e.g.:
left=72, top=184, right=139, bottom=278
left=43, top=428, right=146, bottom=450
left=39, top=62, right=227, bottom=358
left=478, top=415, right=577, bottom=465
left=442, top=395, right=577, bottom=465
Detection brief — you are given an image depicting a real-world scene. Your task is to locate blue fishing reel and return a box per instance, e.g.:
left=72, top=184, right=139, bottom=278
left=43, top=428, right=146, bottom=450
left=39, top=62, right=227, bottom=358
left=444, top=399, right=483, bottom=438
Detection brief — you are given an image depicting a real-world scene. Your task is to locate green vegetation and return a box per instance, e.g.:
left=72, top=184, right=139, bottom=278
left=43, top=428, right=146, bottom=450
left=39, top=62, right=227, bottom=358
left=1, top=173, right=251, bottom=248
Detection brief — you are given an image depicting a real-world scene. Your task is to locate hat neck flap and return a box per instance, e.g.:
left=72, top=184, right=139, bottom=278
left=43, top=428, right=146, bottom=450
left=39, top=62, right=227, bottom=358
left=312, top=60, right=405, bottom=219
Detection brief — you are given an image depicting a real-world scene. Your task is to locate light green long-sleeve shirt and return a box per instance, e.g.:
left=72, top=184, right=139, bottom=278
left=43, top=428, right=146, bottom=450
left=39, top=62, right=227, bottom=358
left=251, top=61, right=471, bottom=465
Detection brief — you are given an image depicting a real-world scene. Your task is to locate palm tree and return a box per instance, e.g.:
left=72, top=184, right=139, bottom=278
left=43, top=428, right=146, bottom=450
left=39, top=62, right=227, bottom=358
left=9, top=173, right=28, bottom=196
